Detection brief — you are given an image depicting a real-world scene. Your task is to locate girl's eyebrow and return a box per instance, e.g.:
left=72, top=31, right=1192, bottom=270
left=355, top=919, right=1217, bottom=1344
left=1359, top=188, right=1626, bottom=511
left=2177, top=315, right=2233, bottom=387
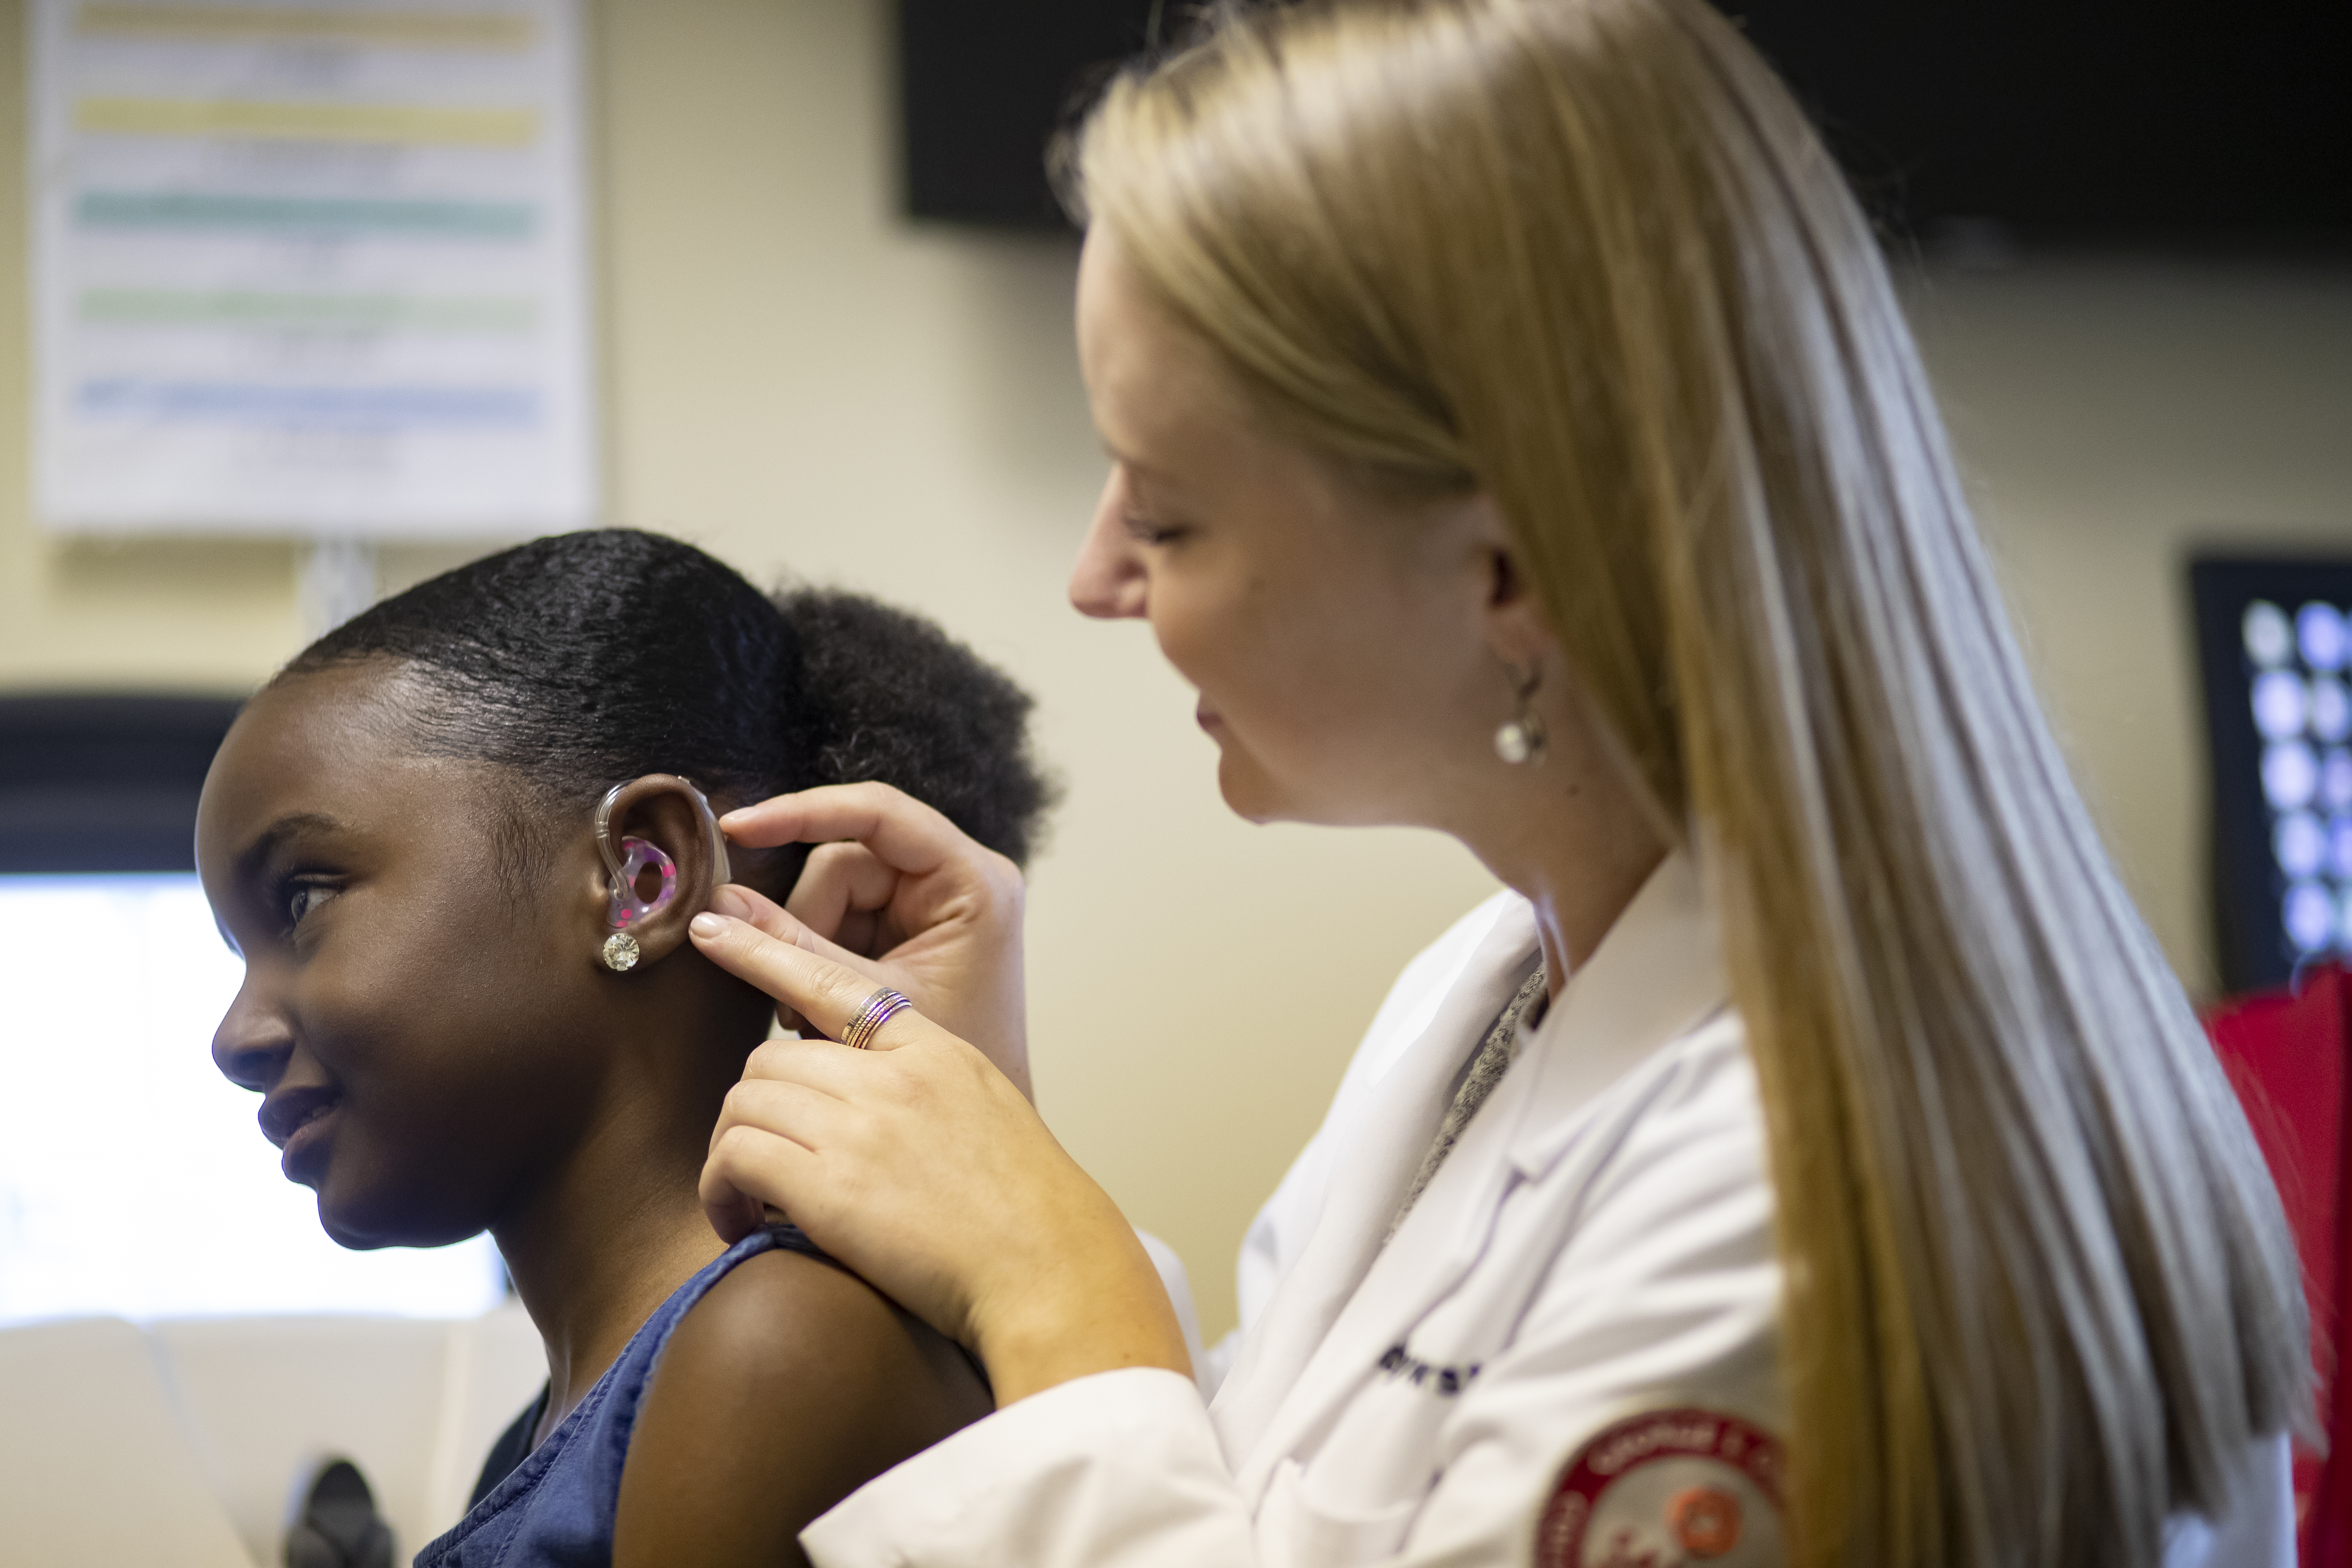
left=233, top=812, right=345, bottom=885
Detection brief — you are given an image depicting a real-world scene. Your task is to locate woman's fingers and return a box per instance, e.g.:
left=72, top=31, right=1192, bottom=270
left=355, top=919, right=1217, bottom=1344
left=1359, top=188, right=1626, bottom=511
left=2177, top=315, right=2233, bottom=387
left=693, top=1010, right=1193, bottom=1398
left=705, top=883, right=873, bottom=1031
left=725, top=781, right=1024, bottom=956
left=732, top=1037, right=882, bottom=1103
left=783, top=842, right=905, bottom=956
left=720, top=782, right=970, bottom=876
left=706, top=880, right=807, bottom=945
left=709, top=882, right=872, bottom=976
left=698, top=1042, right=918, bottom=1247
left=689, top=910, right=931, bottom=1052
left=712, top=780, right=1033, bottom=1099
left=701, top=1122, right=821, bottom=1243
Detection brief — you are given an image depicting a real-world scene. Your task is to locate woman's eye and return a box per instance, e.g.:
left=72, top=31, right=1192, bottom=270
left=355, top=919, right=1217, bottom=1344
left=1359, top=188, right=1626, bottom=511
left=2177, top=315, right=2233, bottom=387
left=1124, top=513, right=1188, bottom=546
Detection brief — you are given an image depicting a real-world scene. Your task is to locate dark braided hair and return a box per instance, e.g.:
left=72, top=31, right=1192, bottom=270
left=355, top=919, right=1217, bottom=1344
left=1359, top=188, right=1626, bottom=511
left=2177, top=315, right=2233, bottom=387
left=282, top=529, right=1052, bottom=870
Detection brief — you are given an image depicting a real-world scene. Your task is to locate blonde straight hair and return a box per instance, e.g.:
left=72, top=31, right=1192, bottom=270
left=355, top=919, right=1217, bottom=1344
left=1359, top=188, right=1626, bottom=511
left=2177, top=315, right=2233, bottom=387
left=1067, top=1, right=2310, bottom=1562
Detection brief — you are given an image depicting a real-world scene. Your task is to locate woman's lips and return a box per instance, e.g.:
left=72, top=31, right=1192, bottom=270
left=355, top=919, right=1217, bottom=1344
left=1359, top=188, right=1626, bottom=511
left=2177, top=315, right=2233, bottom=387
left=1196, top=701, right=1223, bottom=733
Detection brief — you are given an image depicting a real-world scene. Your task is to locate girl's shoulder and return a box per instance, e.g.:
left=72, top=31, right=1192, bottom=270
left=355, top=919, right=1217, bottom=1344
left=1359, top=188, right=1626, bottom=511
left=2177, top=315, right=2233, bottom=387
left=421, top=1225, right=989, bottom=1568
left=613, top=1226, right=995, bottom=1566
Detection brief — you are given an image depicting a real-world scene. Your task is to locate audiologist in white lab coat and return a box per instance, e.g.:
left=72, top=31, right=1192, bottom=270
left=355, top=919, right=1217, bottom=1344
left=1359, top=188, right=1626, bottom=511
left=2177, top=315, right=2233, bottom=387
left=682, top=3, right=2309, bottom=1565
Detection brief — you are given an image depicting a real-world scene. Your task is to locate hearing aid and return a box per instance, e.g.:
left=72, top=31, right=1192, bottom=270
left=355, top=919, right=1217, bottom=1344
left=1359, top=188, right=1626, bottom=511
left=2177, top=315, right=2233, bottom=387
left=593, top=776, right=732, bottom=971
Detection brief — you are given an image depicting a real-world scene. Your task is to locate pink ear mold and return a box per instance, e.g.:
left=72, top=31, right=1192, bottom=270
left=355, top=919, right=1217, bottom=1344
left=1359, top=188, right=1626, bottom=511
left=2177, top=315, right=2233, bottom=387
left=605, top=836, right=679, bottom=930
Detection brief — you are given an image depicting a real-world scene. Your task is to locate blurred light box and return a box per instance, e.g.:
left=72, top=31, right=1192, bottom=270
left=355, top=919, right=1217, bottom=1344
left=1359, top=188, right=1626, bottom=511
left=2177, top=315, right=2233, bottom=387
left=0, top=873, right=504, bottom=1326
left=2193, top=557, right=2352, bottom=995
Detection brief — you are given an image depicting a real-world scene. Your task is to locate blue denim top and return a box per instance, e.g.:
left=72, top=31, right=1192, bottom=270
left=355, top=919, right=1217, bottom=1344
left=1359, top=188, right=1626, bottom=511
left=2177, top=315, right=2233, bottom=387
left=416, top=1224, right=825, bottom=1568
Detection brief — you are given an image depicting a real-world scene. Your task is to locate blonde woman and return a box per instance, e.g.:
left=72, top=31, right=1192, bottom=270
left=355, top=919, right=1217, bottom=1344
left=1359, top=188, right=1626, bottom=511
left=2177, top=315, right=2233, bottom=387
left=684, top=1, right=2310, bottom=1563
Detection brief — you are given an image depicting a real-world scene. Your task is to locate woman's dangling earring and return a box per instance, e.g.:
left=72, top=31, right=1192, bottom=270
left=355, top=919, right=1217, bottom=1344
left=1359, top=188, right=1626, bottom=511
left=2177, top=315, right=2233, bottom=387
left=1494, top=663, right=1547, bottom=765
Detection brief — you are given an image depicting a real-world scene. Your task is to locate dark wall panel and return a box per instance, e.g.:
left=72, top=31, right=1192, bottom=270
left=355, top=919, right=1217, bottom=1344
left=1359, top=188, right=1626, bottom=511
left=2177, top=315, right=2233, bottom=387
left=898, top=1, right=2352, bottom=247
left=0, top=696, right=245, bottom=873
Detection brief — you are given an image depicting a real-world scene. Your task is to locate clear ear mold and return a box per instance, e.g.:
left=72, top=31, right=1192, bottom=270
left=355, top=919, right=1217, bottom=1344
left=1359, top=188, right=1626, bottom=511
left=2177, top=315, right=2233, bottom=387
left=604, top=836, right=677, bottom=929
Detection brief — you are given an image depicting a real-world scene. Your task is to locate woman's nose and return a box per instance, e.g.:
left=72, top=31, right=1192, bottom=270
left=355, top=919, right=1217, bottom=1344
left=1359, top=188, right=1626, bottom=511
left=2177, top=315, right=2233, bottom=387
left=211, top=977, right=294, bottom=1093
left=1069, top=475, right=1149, bottom=621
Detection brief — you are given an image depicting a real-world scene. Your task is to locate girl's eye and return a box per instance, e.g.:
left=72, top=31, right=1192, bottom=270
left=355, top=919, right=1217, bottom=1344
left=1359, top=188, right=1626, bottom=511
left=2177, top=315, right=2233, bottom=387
left=285, top=880, right=338, bottom=931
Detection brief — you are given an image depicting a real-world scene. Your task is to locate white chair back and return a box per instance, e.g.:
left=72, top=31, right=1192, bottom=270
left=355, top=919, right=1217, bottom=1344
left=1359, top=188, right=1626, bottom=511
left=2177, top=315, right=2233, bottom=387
left=0, top=1317, right=257, bottom=1568
left=0, top=1306, right=543, bottom=1568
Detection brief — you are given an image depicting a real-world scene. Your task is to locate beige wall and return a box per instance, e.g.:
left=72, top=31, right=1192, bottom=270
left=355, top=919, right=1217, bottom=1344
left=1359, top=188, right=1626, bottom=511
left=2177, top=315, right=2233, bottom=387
left=1905, top=264, right=2352, bottom=995
left=3, top=2, right=2348, bottom=1339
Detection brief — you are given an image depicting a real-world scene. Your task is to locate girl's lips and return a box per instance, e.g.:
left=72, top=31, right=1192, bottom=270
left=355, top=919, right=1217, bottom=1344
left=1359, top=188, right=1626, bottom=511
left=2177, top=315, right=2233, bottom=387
left=278, top=1100, right=339, bottom=1181
left=260, top=1087, right=341, bottom=1179
left=1196, top=701, right=1223, bottom=732
left=260, top=1084, right=337, bottom=1146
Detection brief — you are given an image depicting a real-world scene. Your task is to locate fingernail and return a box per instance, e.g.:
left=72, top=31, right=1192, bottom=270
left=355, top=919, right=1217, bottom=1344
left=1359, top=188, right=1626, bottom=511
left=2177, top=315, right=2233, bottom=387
left=710, top=884, right=753, bottom=918
left=690, top=913, right=727, bottom=938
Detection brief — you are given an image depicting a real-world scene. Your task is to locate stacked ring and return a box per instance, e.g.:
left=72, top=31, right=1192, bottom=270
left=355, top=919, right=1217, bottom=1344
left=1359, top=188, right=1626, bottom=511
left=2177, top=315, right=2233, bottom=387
left=842, top=987, right=914, bottom=1050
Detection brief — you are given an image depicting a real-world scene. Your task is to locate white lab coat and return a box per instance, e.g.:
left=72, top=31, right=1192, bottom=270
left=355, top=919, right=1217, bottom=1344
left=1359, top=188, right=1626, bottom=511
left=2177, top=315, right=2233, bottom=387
left=805, top=852, right=2293, bottom=1568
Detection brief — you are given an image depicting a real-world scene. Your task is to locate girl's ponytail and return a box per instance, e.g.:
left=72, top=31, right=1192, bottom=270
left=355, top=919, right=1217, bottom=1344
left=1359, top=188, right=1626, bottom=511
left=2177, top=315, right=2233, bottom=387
left=774, top=588, right=1054, bottom=866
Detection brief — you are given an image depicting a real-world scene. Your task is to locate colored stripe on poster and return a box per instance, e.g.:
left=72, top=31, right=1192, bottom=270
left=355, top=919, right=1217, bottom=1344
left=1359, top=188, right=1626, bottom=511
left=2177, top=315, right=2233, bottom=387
left=75, top=380, right=541, bottom=426
left=79, top=290, right=537, bottom=333
left=77, top=190, right=536, bottom=238
left=76, top=97, right=539, bottom=147
left=76, top=5, right=535, bottom=50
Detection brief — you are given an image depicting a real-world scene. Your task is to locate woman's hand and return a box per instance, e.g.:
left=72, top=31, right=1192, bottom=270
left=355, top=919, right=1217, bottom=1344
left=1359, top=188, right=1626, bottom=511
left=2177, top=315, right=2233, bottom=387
left=717, top=782, right=1031, bottom=1098
left=689, top=910, right=1192, bottom=1406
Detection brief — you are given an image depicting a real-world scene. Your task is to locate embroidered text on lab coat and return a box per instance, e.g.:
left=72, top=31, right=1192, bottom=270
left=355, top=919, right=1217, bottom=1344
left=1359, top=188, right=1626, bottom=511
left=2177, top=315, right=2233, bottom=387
left=1376, top=1342, right=1482, bottom=1396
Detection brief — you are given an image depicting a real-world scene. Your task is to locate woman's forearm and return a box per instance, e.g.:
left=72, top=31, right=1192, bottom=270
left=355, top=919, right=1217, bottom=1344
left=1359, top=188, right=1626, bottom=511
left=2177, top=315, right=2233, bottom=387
left=970, top=1210, right=1193, bottom=1406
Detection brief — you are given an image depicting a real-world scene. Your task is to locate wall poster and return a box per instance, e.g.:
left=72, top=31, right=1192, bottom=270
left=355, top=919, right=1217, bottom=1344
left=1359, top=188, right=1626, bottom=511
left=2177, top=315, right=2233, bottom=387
left=28, top=0, right=595, bottom=536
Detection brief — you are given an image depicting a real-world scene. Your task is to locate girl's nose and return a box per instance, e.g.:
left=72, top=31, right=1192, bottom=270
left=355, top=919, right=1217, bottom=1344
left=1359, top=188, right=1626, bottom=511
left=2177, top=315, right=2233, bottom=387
left=211, top=976, right=294, bottom=1093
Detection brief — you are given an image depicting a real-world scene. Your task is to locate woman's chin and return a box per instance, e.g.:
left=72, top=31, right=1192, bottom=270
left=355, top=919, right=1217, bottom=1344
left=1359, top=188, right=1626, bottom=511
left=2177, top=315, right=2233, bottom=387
left=1216, top=748, right=1371, bottom=827
left=1216, top=749, right=1294, bottom=825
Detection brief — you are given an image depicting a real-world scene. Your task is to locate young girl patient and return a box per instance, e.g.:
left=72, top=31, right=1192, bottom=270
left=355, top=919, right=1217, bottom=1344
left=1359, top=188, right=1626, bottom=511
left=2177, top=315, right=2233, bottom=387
left=195, top=529, right=1048, bottom=1566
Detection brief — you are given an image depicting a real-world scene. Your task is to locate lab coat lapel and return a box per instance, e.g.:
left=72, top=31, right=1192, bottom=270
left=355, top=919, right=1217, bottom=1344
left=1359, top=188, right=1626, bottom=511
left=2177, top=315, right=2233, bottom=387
left=1209, top=896, right=1540, bottom=1467
left=1222, top=851, right=1730, bottom=1503
left=1505, top=851, right=1727, bottom=1183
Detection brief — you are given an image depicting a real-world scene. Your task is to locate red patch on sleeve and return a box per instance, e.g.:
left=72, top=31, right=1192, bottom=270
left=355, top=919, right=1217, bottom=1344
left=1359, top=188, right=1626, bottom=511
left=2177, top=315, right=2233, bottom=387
left=1534, top=1408, right=1783, bottom=1567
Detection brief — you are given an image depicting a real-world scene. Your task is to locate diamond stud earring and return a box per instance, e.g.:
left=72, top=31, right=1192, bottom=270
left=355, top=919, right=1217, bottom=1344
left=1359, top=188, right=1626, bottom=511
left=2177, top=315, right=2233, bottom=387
left=600, top=932, right=641, bottom=972
left=1494, top=663, right=1547, bottom=765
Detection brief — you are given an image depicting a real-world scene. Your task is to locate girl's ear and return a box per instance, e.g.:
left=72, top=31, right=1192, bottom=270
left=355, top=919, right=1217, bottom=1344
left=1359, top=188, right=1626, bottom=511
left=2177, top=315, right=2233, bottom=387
left=587, top=774, right=731, bottom=971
